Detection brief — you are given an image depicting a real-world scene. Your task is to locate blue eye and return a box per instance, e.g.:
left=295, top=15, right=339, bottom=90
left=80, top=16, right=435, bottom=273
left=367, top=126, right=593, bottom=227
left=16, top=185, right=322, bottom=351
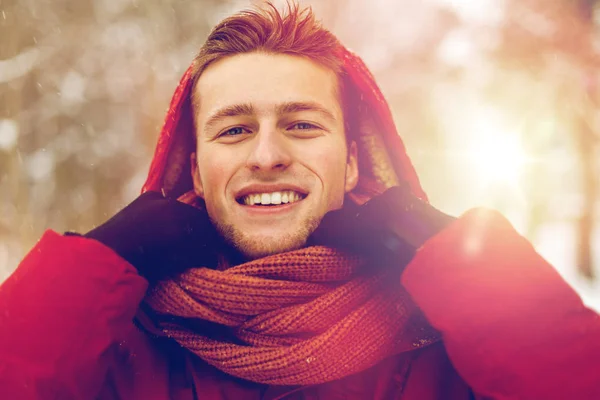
left=221, top=127, right=247, bottom=136
left=291, top=122, right=317, bottom=130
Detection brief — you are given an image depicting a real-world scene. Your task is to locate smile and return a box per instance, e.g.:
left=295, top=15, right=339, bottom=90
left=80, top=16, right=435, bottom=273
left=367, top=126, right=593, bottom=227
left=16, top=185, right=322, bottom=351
left=237, top=190, right=307, bottom=206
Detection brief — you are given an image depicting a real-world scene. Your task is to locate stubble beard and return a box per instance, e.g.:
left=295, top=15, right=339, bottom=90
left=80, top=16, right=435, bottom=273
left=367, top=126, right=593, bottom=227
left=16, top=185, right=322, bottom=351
left=213, top=215, right=322, bottom=260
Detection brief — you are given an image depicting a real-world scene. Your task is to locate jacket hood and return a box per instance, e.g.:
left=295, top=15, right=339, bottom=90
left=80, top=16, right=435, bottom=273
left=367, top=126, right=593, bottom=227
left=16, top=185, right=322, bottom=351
left=142, top=47, right=427, bottom=204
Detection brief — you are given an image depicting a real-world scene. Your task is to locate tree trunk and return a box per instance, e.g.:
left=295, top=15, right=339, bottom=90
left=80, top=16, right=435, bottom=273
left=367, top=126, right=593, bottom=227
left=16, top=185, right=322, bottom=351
left=575, top=111, right=597, bottom=279
left=576, top=0, right=598, bottom=279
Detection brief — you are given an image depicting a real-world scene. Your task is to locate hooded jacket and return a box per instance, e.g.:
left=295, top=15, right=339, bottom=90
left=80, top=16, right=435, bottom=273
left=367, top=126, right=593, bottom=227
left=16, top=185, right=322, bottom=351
left=1, top=48, right=600, bottom=400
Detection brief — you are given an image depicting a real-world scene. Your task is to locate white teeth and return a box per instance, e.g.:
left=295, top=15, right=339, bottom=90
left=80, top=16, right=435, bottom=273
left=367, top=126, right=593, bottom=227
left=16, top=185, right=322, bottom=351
left=240, top=190, right=304, bottom=206
left=261, top=193, right=271, bottom=205
left=271, top=192, right=282, bottom=205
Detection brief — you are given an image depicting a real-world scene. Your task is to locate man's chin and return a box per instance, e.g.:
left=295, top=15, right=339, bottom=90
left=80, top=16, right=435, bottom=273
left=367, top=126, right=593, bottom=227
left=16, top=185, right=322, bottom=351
left=234, top=234, right=308, bottom=260
left=214, top=216, right=322, bottom=261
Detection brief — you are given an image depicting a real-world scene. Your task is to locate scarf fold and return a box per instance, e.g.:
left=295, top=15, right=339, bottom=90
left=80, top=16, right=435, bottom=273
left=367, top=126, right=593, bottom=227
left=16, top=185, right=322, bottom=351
left=143, top=246, right=439, bottom=385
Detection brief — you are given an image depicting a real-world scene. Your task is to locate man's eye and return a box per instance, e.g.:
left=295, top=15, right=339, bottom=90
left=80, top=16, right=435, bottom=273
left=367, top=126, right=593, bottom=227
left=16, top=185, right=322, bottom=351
left=220, top=127, right=247, bottom=137
left=290, top=122, right=318, bottom=130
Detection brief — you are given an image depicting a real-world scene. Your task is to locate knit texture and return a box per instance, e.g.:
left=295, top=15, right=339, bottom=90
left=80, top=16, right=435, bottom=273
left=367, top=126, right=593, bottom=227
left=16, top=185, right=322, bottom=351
left=144, top=246, right=439, bottom=385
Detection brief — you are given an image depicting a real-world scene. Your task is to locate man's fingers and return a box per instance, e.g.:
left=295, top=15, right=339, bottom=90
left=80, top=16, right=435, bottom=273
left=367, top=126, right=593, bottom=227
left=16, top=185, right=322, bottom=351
left=177, top=190, right=199, bottom=205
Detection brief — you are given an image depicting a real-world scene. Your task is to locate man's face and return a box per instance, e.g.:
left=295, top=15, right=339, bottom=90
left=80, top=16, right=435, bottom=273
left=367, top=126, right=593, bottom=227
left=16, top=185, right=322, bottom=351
left=191, top=52, right=358, bottom=259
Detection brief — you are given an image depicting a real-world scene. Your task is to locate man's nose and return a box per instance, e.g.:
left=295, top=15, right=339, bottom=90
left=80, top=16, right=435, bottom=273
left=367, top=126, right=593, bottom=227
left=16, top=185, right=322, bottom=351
left=245, top=128, right=292, bottom=172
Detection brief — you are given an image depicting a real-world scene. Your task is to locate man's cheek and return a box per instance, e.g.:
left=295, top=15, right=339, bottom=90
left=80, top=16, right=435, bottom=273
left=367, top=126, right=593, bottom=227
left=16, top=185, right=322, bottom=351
left=203, top=158, right=230, bottom=177
left=200, top=160, right=230, bottom=193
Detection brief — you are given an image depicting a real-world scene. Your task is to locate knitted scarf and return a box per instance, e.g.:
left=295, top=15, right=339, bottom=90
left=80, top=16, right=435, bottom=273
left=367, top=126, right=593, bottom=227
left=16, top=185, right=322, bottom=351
left=143, top=245, right=439, bottom=385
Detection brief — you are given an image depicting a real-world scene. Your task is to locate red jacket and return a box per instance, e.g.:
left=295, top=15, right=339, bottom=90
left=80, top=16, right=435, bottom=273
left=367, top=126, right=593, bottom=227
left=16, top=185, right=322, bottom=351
left=1, top=208, right=600, bottom=399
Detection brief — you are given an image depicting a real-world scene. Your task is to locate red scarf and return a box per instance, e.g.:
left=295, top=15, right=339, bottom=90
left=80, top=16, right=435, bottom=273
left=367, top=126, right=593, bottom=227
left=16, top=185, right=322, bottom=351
left=144, top=246, right=438, bottom=385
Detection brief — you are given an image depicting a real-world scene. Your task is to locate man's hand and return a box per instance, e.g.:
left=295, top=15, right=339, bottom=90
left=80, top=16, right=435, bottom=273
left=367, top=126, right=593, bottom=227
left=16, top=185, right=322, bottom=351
left=84, top=191, right=220, bottom=283
left=308, top=185, right=455, bottom=267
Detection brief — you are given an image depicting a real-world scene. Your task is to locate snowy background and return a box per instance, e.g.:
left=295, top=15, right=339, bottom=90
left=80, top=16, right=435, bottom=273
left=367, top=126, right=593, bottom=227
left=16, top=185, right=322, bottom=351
left=1, top=0, right=599, bottom=310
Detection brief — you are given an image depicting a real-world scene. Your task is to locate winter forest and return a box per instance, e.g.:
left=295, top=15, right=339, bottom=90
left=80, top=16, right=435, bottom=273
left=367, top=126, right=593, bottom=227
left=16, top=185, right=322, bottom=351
left=1, top=0, right=599, bottom=309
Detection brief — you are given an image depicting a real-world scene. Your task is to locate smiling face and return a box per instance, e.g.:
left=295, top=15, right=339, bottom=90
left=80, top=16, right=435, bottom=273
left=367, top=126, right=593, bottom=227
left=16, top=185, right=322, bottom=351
left=191, top=52, right=358, bottom=260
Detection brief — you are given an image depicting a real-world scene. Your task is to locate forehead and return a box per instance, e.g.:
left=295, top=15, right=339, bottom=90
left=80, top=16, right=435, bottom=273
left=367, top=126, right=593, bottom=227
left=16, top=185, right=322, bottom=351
left=194, top=52, right=342, bottom=121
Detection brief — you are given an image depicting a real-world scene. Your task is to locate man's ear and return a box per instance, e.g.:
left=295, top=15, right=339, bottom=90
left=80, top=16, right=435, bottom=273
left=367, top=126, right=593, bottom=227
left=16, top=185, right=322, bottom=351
left=190, top=152, right=205, bottom=198
left=344, top=141, right=359, bottom=192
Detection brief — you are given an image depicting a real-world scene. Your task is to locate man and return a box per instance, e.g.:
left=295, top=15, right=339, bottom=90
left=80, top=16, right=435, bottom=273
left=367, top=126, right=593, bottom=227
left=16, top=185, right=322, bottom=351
left=1, top=3, right=599, bottom=399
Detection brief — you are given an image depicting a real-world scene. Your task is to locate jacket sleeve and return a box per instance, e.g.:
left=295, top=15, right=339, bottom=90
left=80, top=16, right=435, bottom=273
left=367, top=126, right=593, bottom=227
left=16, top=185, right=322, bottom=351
left=0, top=230, right=148, bottom=399
left=401, top=208, right=600, bottom=400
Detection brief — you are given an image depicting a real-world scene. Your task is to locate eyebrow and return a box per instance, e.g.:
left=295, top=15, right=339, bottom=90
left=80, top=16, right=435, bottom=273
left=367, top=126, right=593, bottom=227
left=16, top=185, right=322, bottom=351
left=276, top=101, right=337, bottom=123
left=204, top=103, right=255, bottom=131
left=203, top=101, right=337, bottom=131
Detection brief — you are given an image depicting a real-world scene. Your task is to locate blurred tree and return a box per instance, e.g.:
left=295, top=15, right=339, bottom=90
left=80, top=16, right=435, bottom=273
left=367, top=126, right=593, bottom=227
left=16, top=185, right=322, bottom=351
left=0, top=0, right=234, bottom=279
left=494, top=0, right=599, bottom=279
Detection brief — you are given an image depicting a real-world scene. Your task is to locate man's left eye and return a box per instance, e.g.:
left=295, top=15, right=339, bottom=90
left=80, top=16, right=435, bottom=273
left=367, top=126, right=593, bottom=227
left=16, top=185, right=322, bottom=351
left=290, top=122, right=318, bottom=130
